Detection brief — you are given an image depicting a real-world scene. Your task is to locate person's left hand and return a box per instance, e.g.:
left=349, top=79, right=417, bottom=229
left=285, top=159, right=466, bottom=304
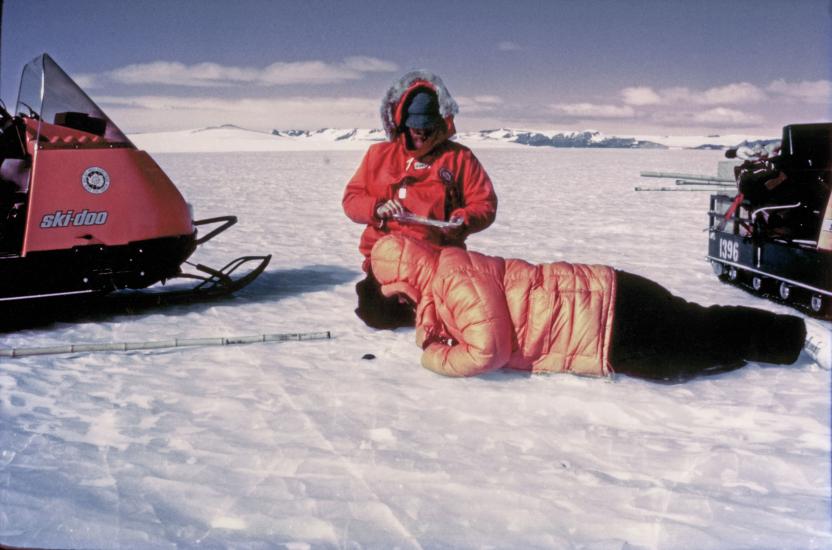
left=376, top=199, right=406, bottom=219
left=440, top=215, right=465, bottom=238
left=420, top=326, right=455, bottom=349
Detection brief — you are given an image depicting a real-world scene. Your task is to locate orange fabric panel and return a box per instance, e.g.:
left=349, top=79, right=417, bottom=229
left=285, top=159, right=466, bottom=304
left=23, top=148, right=192, bottom=254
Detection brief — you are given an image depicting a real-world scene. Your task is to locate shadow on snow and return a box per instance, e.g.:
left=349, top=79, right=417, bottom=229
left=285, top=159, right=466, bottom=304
left=0, top=265, right=359, bottom=333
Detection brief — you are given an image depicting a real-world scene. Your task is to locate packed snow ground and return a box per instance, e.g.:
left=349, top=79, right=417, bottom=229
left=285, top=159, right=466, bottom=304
left=0, top=148, right=829, bottom=549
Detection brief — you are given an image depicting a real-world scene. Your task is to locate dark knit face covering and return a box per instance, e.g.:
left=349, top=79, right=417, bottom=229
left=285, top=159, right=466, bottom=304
left=404, top=91, right=442, bottom=130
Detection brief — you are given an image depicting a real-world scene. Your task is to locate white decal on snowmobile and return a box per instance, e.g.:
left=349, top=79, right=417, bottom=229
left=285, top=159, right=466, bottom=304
left=40, top=209, right=109, bottom=229
left=718, top=238, right=739, bottom=262
left=82, top=167, right=110, bottom=194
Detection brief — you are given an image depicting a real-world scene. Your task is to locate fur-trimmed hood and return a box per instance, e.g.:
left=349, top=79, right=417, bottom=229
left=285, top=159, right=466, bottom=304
left=380, top=70, right=459, bottom=142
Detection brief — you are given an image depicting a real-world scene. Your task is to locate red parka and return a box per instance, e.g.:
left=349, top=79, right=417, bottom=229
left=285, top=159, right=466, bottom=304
left=370, top=234, right=618, bottom=378
left=343, top=71, right=497, bottom=269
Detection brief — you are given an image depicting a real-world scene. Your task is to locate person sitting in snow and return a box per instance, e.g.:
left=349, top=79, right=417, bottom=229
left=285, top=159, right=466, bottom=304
left=368, top=233, right=831, bottom=381
left=343, top=71, right=498, bottom=330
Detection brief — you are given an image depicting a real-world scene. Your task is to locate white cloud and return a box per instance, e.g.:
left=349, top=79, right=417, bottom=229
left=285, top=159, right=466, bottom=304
left=457, top=95, right=504, bottom=112
left=109, top=62, right=243, bottom=87
left=72, top=74, right=99, bottom=89
left=621, top=82, right=767, bottom=107
left=692, top=107, right=764, bottom=125
left=551, top=103, right=636, bottom=119
left=697, top=82, right=767, bottom=105
left=649, top=107, right=764, bottom=127
left=497, top=41, right=522, bottom=51
left=616, top=79, right=829, bottom=131
left=96, top=94, right=381, bottom=132
left=102, top=57, right=398, bottom=87
left=621, top=86, right=661, bottom=106
left=767, top=79, right=832, bottom=104
left=258, top=61, right=362, bottom=85
left=658, top=87, right=695, bottom=104
left=342, top=56, right=399, bottom=72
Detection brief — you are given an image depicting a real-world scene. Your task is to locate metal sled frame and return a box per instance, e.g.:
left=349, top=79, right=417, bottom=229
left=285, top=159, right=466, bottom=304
left=707, top=192, right=832, bottom=317
left=165, top=214, right=271, bottom=298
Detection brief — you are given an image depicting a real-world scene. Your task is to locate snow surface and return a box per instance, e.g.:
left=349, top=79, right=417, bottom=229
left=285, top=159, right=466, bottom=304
left=0, top=147, right=829, bottom=549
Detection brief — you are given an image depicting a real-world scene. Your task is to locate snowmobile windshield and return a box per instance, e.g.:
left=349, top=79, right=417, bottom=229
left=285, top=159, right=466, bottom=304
left=15, top=53, right=133, bottom=149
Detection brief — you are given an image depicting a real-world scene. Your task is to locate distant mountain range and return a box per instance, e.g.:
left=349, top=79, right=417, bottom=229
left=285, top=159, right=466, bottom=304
left=469, top=129, right=668, bottom=149
left=270, top=127, right=779, bottom=150
left=130, top=124, right=778, bottom=153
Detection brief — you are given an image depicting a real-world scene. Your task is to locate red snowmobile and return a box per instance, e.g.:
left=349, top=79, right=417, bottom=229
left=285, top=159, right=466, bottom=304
left=707, top=123, right=832, bottom=318
left=0, top=54, right=269, bottom=306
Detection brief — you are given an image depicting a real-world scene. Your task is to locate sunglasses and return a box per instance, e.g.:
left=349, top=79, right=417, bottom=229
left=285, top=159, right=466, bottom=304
left=408, top=126, right=436, bottom=137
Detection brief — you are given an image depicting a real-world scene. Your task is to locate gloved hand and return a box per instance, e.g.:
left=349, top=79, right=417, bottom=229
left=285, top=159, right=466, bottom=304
left=420, top=326, right=455, bottom=349
left=440, top=212, right=466, bottom=239
left=376, top=199, right=406, bottom=219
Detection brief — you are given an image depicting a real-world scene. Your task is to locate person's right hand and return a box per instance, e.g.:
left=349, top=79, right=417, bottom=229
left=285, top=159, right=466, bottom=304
left=376, top=199, right=406, bottom=219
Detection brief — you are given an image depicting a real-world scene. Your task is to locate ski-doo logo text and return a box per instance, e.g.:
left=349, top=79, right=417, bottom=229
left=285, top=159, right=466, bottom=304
left=40, top=209, right=109, bottom=229
left=81, top=167, right=110, bottom=194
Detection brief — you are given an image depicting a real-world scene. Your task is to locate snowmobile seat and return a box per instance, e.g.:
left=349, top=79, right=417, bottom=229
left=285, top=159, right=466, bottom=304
left=779, top=123, right=832, bottom=207
left=0, top=115, right=25, bottom=163
left=0, top=159, right=30, bottom=195
left=781, top=123, right=831, bottom=170
left=739, top=123, right=832, bottom=242
left=54, top=112, right=107, bottom=136
left=752, top=201, right=822, bottom=242
left=737, top=160, right=786, bottom=207
left=0, top=164, right=27, bottom=254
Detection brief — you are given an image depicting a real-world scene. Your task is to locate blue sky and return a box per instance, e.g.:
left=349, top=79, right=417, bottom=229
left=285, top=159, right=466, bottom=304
left=2, top=0, right=829, bottom=135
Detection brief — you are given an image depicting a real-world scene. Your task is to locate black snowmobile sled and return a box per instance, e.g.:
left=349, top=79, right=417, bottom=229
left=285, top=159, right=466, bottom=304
left=707, top=123, right=832, bottom=318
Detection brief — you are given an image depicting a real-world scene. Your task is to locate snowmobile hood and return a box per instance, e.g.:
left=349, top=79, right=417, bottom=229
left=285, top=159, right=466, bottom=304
left=380, top=70, right=459, bottom=146
left=370, top=234, right=440, bottom=305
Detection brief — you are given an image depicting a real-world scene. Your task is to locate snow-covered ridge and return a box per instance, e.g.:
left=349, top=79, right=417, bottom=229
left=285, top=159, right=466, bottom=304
left=468, top=129, right=667, bottom=149
left=129, top=124, right=777, bottom=153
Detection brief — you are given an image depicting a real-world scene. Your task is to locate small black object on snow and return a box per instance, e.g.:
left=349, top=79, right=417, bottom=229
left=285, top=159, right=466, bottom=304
left=362, top=353, right=376, bottom=360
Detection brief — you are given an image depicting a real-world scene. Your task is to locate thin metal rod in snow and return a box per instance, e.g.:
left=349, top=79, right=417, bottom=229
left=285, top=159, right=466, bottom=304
left=640, top=171, right=734, bottom=183
left=0, top=331, right=332, bottom=358
left=634, top=186, right=725, bottom=192
left=674, top=179, right=735, bottom=187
